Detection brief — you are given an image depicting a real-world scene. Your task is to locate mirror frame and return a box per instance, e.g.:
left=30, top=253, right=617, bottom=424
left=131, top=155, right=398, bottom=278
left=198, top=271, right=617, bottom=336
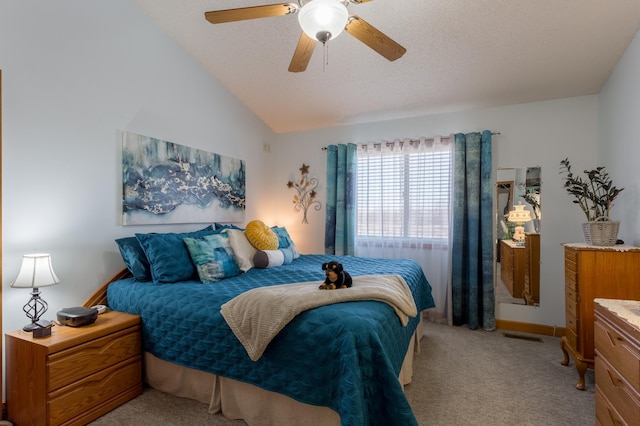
left=495, top=167, right=541, bottom=306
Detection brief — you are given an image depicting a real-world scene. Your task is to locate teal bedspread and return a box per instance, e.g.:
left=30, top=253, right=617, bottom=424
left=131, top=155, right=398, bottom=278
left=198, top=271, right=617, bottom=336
left=107, top=254, right=435, bottom=426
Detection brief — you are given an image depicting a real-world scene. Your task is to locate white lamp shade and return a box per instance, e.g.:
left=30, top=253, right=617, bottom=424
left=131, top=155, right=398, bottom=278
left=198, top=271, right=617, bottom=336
left=507, top=204, right=532, bottom=224
left=298, top=0, right=349, bottom=43
left=11, top=253, right=60, bottom=288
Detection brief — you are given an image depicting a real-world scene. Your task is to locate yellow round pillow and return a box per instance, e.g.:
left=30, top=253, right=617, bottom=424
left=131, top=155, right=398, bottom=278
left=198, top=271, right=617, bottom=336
left=245, top=220, right=279, bottom=251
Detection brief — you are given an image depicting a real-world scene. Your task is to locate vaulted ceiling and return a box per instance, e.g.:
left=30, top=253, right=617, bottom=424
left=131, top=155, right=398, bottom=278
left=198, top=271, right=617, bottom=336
left=132, top=0, right=640, bottom=133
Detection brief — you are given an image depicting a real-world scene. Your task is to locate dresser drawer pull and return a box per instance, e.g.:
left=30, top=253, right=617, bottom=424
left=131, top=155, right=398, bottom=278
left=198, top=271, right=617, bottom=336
left=607, top=370, right=626, bottom=388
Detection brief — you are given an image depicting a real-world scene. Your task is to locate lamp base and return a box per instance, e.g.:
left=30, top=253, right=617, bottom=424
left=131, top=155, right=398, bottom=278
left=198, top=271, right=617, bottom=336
left=23, top=319, right=54, bottom=338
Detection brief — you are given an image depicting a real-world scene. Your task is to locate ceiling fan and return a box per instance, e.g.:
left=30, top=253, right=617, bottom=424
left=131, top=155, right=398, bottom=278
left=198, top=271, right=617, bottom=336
left=204, top=0, right=406, bottom=72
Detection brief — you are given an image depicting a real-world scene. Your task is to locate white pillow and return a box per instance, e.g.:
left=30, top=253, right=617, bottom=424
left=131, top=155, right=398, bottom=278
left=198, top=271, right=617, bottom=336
left=224, top=229, right=257, bottom=272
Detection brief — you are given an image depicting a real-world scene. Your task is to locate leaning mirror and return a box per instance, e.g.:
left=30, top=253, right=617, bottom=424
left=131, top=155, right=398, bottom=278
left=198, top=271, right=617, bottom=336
left=495, top=167, right=541, bottom=306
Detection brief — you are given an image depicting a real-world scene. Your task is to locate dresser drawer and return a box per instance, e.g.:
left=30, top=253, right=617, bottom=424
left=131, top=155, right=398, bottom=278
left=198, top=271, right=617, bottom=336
left=594, top=319, right=640, bottom=394
left=565, top=294, right=578, bottom=320
left=565, top=327, right=578, bottom=351
left=565, top=285, right=577, bottom=304
left=48, top=355, right=142, bottom=426
left=565, top=248, right=577, bottom=264
left=566, top=310, right=578, bottom=334
left=595, top=355, right=640, bottom=424
left=48, top=327, right=141, bottom=391
left=564, top=268, right=577, bottom=291
left=596, top=386, right=627, bottom=426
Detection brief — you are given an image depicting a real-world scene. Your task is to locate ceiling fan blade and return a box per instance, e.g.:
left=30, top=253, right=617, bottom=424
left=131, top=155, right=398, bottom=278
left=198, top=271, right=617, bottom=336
left=345, top=15, right=406, bottom=61
left=288, top=32, right=317, bottom=73
left=205, top=3, right=298, bottom=24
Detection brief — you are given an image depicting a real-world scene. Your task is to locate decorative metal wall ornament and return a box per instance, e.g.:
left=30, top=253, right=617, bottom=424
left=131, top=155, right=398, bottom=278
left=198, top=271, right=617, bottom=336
left=287, top=163, right=321, bottom=224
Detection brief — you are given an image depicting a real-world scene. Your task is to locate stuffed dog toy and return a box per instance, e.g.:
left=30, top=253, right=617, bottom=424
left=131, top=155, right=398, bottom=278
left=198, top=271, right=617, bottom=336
left=319, top=261, right=352, bottom=290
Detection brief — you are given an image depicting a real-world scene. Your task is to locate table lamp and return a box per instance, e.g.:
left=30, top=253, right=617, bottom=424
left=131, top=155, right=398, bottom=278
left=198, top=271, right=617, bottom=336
left=508, top=204, right=532, bottom=246
left=11, top=253, right=60, bottom=332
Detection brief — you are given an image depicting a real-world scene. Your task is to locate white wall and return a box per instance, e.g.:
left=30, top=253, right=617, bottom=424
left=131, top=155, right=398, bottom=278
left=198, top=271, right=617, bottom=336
left=1, top=1, right=276, bottom=335
left=598, top=30, right=640, bottom=246
left=273, top=96, right=599, bottom=327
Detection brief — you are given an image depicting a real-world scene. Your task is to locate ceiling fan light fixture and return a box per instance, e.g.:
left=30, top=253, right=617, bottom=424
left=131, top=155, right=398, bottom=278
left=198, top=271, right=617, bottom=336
left=298, top=0, right=349, bottom=44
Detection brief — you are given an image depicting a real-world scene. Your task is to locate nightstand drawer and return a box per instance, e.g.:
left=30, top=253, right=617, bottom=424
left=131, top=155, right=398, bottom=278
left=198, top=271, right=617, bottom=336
left=595, top=355, right=640, bottom=424
left=594, top=319, right=640, bottom=394
left=48, top=326, right=141, bottom=391
left=49, top=355, right=142, bottom=426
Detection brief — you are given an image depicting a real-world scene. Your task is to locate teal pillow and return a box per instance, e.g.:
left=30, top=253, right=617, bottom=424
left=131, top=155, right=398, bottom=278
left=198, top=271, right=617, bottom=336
left=272, top=226, right=300, bottom=258
left=184, top=233, right=240, bottom=283
left=115, top=237, right=152, bottom=281
left=135, top=226, right=215, bottom=283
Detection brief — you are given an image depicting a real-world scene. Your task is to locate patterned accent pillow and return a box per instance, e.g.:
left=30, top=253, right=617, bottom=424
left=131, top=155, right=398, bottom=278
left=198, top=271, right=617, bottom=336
left=183, top=233, right=240, bottom=283
left=272, top=226, right=300, bottom=258
left=245, top=220, right=279, bottom=250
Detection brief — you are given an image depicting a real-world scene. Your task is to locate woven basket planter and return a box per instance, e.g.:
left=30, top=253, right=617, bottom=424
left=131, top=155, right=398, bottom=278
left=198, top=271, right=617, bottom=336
left=582, top=218, right=620, bottom=246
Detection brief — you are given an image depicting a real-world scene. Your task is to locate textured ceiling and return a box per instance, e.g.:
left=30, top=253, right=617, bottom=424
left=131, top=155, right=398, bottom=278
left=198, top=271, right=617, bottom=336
left=132, top=0, right=640, bottom=133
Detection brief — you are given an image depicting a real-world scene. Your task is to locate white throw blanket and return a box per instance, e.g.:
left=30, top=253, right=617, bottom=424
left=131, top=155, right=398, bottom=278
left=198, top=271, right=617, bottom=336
left=220, top=274, right=418, bottom=361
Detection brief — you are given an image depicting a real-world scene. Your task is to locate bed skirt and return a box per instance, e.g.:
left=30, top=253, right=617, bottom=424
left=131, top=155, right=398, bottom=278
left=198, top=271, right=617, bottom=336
left=144, top=319, right=423, bottom=425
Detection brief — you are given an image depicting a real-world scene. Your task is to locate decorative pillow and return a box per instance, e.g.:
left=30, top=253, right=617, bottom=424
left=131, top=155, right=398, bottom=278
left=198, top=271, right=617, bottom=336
left=115, top=237, right=152, bottom=281
left=272, top=226, right=300, bottom=258
left=184, top=233, right=240, bottom=283
left=135, top=225, right=215, bottom=284
left=253, top=248, right=294, bottom=269
left=245, top=220, right=279, bottom=250
left=224, top=228, right=256, bottom=272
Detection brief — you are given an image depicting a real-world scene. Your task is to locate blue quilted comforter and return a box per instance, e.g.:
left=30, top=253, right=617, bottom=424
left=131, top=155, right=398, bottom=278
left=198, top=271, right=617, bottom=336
left=107, top=254, right=435, bottom=426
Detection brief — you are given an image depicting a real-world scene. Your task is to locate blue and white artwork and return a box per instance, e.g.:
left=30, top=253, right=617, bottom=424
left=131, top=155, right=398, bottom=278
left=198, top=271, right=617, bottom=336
left=122, top=131, right=245, bottom=225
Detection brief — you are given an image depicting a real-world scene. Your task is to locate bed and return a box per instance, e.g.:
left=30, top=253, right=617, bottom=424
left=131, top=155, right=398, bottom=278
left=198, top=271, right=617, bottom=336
left=86, top=226, right=435, bottom=426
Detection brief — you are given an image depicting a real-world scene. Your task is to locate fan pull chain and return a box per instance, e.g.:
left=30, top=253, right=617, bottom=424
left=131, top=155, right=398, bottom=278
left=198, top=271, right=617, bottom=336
left=323, top=42, right=328, bottom=72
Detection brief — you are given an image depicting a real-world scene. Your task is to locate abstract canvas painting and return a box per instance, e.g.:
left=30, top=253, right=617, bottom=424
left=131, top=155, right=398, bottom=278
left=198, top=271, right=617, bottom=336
left=122, top=131, right=245, bottom=225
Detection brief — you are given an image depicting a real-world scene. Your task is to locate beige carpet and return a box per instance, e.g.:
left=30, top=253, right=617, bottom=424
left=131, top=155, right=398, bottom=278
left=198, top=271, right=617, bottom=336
left=90, top=322, right=595, bottom=425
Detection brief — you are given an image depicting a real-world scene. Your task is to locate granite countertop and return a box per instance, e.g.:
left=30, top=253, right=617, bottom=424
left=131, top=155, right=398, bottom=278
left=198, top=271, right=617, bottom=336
left=562, top=243, right=640, bottom=251
left=595, top=298, right=640, bottom=329
left=563, top=243, right=640, bottom=251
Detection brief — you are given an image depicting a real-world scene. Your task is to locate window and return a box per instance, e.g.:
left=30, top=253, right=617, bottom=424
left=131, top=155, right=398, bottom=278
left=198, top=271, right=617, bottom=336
left=356, top=142, right=452, bottom=243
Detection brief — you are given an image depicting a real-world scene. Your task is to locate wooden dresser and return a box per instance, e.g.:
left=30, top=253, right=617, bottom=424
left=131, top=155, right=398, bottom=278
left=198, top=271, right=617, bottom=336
left=5, top=310, right=142, bottom=425
left=560, top=244, right=640, bottom=390
left=594, top=299, right=640, bottom=425
left=523, top=233, right=540, bottom=306
left=500, top=239, right=525, bottom=298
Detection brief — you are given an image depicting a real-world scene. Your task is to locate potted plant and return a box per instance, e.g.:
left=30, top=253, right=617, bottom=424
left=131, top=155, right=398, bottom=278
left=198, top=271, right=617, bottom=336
left=559, top=158, right=624, bottom=245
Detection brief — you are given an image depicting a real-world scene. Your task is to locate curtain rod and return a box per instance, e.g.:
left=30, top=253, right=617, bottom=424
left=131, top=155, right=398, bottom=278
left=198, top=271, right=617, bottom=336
left=321, top=131, right=501, bottom=151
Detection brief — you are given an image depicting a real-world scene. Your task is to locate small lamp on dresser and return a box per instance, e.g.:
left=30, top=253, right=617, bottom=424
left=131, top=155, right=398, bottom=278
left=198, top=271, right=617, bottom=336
left=508, top=203, right=532, bottom=246
left=10, top=253, right=60, bottom=334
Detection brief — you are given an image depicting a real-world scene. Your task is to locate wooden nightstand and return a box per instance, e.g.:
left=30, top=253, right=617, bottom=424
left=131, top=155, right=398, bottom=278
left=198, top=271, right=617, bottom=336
left=5, top=310, right=142, bottom=426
